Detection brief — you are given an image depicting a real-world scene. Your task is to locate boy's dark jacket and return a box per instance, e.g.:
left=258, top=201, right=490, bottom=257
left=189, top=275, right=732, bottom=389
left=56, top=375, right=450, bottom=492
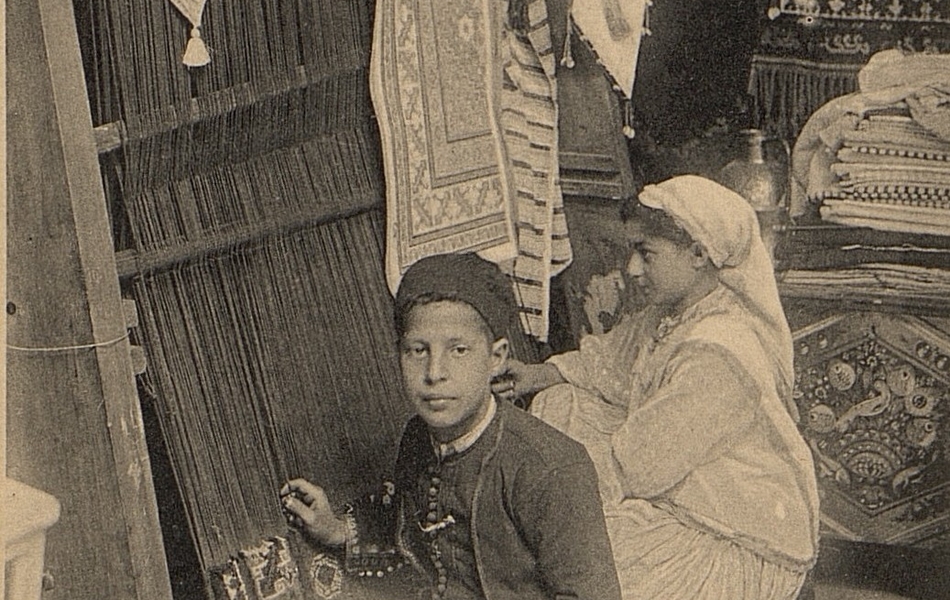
left=347, top=400, right=622, bottom=600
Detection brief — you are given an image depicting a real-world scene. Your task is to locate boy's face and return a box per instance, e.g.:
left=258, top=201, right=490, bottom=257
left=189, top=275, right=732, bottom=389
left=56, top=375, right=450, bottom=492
left=400, top=300, right=508, bottom=442
left=626, top=234, right=702, bottom=311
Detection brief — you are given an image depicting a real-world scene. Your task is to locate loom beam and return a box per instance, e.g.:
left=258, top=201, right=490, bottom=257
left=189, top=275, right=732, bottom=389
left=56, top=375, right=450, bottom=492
left=6, top=0, right=173, bottom=597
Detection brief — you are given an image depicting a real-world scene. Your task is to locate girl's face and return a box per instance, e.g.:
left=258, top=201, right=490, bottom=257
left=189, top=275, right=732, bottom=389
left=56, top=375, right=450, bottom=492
left=400, top=301, right=507, bottom=442
left=626, top=235, right=703, bottom=312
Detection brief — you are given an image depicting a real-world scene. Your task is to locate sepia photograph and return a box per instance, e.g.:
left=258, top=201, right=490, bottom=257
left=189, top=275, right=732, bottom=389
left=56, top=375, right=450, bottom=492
left=4, top=0, right=950, bottom=599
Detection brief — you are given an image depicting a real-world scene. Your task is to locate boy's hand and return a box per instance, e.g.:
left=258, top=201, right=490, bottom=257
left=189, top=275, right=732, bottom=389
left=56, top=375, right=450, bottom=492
left=492, top=359, right=566, bottom=401
left=280, top=479, right=348, bottom=547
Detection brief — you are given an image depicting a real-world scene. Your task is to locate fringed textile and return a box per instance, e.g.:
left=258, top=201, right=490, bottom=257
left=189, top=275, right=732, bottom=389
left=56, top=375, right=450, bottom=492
left=749, top=56, right=859, bottom=142
left=371, top=0, right=516, bottom=295
left=750, top=0, right=950, bottom=140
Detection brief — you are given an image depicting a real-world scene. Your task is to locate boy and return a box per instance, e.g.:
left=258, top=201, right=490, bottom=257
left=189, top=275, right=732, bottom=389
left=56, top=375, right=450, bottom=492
left=281, top=253, right=621, bottom=600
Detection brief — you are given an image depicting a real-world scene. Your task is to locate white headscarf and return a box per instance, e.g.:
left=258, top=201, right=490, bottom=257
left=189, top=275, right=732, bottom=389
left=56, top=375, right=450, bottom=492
left=638, top=175, right=797, bottom=420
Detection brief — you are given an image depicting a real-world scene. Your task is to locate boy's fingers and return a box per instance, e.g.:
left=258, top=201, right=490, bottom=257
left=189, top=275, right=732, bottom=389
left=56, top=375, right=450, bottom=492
left=490, top=380, right=509, bottom=394
left=282, top=495, right=311, bottom=519
left=282, top=479, right=306, bottom=496
left=285, top=512, right=302, bottom=528
left=289, top=479, right=323, bottom=498
left=282, top=479, right=325, bottom=506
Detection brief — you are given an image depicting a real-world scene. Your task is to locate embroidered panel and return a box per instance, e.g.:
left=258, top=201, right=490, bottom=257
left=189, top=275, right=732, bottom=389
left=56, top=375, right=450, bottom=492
left=792, top=312, right=950, bottom=548
left=774, top=0, right=950, bottom=23
left=757, top=14, right=950, bottom=64
left=751, top=1, right=950, bottom=139
left=372, top=0, right=513, bottom=287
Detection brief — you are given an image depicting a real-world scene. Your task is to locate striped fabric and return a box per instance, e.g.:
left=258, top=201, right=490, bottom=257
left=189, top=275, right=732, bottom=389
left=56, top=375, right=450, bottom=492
left=499, top=0, right=571, bottom=340
left=820, top=199, right=950, bottom=235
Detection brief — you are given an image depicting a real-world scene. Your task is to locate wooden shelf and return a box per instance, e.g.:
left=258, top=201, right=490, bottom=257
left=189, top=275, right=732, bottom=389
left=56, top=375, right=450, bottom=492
left=774, top=222, right=950, bottom=272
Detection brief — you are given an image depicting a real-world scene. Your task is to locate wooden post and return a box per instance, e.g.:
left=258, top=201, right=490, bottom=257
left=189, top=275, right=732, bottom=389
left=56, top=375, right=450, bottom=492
left=5, top=0, right=173, bottom=597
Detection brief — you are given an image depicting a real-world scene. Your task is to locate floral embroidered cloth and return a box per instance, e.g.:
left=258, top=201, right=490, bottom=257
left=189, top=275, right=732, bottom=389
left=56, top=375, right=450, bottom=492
left=371, top=0, right=515, bottom=290
left=371, top=0, right=570, bottom=340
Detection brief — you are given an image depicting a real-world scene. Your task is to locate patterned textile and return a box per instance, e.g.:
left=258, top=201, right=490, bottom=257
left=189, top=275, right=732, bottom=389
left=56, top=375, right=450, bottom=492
left=772, top=0, right=950, bottom=23
left=499, top=0, right=572, bottom=340
left=209, top=532, right=419, bottom=600
left=789, top=313, right=950, bottom=549
left=371, top=0, right=569, bottom=340
left=780, top=263, right=950, bottom=300
left=371, top=0, right=515, bottom=289
left=820, top=200, right=950, bottom=235
left=750, top=0, right=950, bottom=139
left=570, top=0, right=649, bottom=99
left=807, top=112, right=950, bottom=232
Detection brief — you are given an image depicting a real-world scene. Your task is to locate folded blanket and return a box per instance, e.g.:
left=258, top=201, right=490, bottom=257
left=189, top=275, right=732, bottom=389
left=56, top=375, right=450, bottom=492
left=837, top=147, right=950, bottom=165
left=780, top=262, right=950, bottom=297
left=843, top=114, right=950, bottom=151
left=821, top=199, right=950, bottom=236
left=790, top=51, right=950, bottom=217
left=832, top=163, right=950, bottom=187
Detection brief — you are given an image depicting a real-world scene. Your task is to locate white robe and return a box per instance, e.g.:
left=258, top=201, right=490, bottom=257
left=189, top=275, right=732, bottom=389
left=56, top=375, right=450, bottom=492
left=533, top=286, right=818, bottom=600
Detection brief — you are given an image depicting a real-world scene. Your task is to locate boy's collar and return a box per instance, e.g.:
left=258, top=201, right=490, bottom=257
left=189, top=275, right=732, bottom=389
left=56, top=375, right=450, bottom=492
left=432, top=397, right=497, bottom=460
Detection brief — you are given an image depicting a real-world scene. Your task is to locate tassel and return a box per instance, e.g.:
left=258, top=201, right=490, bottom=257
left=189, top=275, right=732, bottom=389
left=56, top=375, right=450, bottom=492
left=183, top=27, right=211, bottom=67
left=622, top=97, right=636, bottom=139
left=560, top=0, right=575, bottom=68
left=643, top=0, right=653, bottom=36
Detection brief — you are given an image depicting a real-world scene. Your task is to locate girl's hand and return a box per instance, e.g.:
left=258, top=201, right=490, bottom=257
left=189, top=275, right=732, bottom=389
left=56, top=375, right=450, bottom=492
left=492, top=359, right=566, bottom=401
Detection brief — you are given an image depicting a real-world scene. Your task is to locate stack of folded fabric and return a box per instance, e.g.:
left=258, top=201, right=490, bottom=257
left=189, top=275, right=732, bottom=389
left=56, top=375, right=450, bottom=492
left=751, top=0, right=950, bottom=141
left=821, top=111, right=950, bottom=235
left=820, top=111, right=950, bottom=235
left=790, top=50, right=950, bottom=236
left=778, top=262, right=950, bottom=310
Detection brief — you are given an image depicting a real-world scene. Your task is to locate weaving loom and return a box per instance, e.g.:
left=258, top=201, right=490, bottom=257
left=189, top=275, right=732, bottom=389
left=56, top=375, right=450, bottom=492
left=75, top=0, right=418, bottom=597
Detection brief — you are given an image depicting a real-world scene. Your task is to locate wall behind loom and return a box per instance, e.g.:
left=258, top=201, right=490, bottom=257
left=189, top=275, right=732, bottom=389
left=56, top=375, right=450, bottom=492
left=72, top=0, right=413, bottom=595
